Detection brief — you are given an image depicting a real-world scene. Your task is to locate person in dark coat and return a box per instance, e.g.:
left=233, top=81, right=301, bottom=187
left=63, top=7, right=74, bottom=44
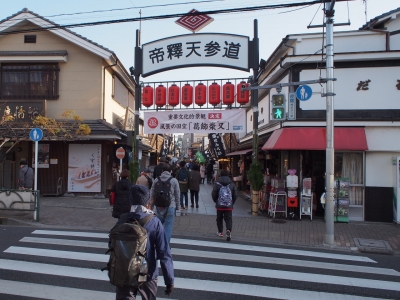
left=212, top=170, right=238, bottom=241
left=189, top=164, right=201, bottom=208
left=110, top=169, right=133, bottom=218
left=115, top=185, right=174, bottom=299
left=19, top=161, right=34, bottom=189
left=206, top=161, right=214, bottom=184
left=153, top=157, right=167, bottom=179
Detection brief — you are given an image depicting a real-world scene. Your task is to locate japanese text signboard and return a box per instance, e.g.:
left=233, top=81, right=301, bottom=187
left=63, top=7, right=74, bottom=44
left=143, top=109, right=246, bottom=134
left=208, top=133, right=226, bottom=158
left=142, top=33, right=249, bottom=77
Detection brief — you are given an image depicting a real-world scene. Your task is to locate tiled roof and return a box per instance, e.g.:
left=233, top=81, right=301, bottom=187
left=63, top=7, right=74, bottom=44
left=0, top=50, right=67, bottom=56
left=359, top=7, right=400, bottom=29
left=81, top=119, right=126, bottom=136
left=0, top=8, right=114, bottom=55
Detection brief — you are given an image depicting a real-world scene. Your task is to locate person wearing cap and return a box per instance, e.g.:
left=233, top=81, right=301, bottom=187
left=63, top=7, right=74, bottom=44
left=153, top=157, right=167, bottom=179
left=136, top=168, right=153, bottom=189
left=19, top=161, right=34, bottom=190
left=115, top=185, right=174, bottom=299
left=110, top=169, right=133, bottom=219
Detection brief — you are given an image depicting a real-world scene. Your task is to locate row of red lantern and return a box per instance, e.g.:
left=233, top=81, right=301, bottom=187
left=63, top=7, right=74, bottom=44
left=142, top=81, right=250, bottom=107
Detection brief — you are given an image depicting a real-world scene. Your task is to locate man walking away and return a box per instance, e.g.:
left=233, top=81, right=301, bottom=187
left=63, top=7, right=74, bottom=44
left=136, top=168, right=153, bottom=189
left=206, top=161, right=214, bottom=184
left=189, top=164, right=201, bottom=208
left=212, top=169, right=238, bottom=241
left=176, top=161, right=190, bottom=210
left=111, top=169, right=133, bottom=219
left=150, top=164, right=180, bottom=244
left=114, top=185, right=174, bottom=299
left=19, top=161, right=34, bottom=189
left=153, top=157, right=167, bottom=179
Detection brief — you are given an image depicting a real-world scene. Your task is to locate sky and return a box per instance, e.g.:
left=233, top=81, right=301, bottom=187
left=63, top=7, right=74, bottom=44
left=1, top=0, right=399, bottom=83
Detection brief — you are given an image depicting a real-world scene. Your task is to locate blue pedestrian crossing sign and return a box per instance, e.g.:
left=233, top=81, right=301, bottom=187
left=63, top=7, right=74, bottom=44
left=296, top=85, right=312, bottom=101
left=30, top=128, right=43, bottom=142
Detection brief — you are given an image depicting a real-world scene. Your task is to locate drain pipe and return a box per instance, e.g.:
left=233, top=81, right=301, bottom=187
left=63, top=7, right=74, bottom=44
left=365, top=20, right=390, bottom=51
left=102, top=59, right=118, bottom=120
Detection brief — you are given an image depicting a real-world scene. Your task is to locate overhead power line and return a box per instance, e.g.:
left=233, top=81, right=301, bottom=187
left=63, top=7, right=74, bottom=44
left=0, top=0, right=355, bottom=36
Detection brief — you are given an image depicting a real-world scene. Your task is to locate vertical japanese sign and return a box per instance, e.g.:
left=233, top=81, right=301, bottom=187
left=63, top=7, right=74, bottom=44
left=208, top=133, right=226, bottom=158
left=142, top=33, right=249, bottom=77
left=203, top=148, right=212, bottom=160
left=68, top=144, right=101, bottom=193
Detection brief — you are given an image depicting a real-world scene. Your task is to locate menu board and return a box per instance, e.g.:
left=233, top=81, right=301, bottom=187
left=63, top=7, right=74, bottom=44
left=67, top=144, right=101, bottom=192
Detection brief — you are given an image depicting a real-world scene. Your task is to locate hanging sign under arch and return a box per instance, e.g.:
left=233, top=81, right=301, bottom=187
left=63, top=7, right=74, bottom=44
left=141, top=33, right=250, bottom=77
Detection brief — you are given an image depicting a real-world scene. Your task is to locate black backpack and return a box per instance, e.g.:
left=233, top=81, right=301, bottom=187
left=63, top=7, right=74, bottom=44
left=102, top=213, right=153, bottom=287
left=153, top=176, right=172, bottom=207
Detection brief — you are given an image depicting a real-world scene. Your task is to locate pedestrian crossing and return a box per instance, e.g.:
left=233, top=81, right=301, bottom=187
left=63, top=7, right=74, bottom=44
left=0, top=229, right=399, bottom=300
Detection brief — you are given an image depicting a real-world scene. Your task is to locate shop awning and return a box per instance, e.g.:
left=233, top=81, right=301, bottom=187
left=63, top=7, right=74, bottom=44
left=226, top=149, right=252, bottom=156
left=262, top=127, right=368, bottom=151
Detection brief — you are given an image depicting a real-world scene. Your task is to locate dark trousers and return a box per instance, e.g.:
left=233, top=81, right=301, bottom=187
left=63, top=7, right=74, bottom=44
left=116, top=278, right=158, bottom=300
left=190, top=190, right=199, bottom=205
left=216, top=210, right=232, bottom=233
left=207, top=173, right=213, bottom=183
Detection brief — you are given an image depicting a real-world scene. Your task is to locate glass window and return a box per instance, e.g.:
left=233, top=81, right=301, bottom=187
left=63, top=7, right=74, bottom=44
left=1, top=63, right=59, bottom=100
left=335, top=152, right=364, bottom=206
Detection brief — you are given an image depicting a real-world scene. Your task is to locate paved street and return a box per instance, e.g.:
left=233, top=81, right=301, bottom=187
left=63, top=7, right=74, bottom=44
left=1, top=183, right=400, bottom=255
left=0, top=226, right=400, bottom=299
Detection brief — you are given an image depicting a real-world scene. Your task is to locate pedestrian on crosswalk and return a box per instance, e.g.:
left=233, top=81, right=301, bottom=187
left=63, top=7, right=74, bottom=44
left=116, top=185, right=174, bottom=299
left=110, top=169, right=133, bottom=219
left=150, top=163, right=180, bottom=244
left=212, top=169, right=237, bottom=241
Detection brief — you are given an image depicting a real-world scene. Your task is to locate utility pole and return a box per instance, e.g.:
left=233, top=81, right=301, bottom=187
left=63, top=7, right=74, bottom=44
left=251, top=19, right=259, bottom=163
left=133, top=29, right=142, bottom=181
left=324, top=0, right=336, bottom=246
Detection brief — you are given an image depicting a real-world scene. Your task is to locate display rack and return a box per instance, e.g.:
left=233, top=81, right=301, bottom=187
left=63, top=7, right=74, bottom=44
left=268, top=178, right=287, bottom=218
left=334, top=178, right=350, bottom=223
left=300, top=178, right=312, bottom=220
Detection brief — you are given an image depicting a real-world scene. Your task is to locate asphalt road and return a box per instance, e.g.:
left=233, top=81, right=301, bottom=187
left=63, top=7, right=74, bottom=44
left=1, top=225, right=400, bottom=300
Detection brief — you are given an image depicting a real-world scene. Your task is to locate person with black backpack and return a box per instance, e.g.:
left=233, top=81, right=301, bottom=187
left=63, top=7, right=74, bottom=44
left=105, top=185, right=174, bottom=299
left=150, top=164, right=180, bottom=244
left=212, top=169, right=238, bottom=241
left=110, top=169, right=133, bottom=219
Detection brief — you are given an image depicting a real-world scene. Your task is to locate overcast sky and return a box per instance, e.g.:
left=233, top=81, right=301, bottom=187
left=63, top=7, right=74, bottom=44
left=1, top=0, right=399, bottom=82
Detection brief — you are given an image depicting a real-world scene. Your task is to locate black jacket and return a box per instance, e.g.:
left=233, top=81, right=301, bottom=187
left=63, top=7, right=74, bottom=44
left=211, top=176, right=238, bottom=210
left=111, top=178, right=133, bottom=218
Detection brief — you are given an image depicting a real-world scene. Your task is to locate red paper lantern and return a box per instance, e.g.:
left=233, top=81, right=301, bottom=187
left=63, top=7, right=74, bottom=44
left=182, top=83, right=193, bottom=106
left=168, top=84, right=180, bottom=106
left=155, top=84, right=166, bottom=107
left=223, top=82, right=235, bottom=105
left=142, top=85, right=154, bottom=107
left=237, top=81, right=250, bottom=104
left=195, top=83, right=207, bottom=106
left=208, top=82, right=220, bottom=106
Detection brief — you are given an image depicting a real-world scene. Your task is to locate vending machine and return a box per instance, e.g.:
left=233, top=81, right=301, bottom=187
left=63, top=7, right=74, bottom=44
left=394, top=157, right=400, bottom=224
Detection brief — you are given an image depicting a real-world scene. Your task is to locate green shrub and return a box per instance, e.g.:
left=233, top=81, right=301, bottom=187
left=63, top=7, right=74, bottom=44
left=247, top=161, right=264, bottom=191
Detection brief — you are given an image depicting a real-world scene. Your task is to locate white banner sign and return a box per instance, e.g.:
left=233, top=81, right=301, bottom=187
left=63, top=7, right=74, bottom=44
left=144, top=109, right=246, bottom=134
left=68, top=144, right=101, bottom=193
left=142, top=33, right=249, bottom=77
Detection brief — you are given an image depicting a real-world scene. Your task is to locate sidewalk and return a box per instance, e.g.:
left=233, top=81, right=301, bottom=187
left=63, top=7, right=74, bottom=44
left=1, top=183, right=399, bottom=255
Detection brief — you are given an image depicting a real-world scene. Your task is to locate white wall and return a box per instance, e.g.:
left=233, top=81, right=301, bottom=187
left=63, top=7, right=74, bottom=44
left=366, top=151, right=400, bottom=187
left=299, top=66, right=400, bottom=110
left=365, top=127, right=400, bottom=151
left=103, top=69, right=126, bottom=125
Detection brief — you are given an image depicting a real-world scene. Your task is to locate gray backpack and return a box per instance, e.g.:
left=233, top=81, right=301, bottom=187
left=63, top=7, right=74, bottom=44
left=102, top=213, right=153, bottom=287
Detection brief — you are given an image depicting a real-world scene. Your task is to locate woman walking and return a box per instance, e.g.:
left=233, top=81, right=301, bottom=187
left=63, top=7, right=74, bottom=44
left=189, top=164, right=201, bottom=208
left=110, top=169, right=133, bottom=218
left=200, top=163, right=206, bottom=184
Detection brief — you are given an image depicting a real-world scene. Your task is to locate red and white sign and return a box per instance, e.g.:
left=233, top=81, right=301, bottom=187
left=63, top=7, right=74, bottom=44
left=144, top=109, right=245, bottom=134
left=175, top=9, right=214, bottom=33
left=116, top=147, right=125, bottom=159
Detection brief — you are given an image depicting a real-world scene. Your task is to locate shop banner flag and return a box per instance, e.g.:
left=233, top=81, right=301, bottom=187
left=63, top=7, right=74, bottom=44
left=208, top=133, right=226, bottom=158
left=144, top=109, right=245, bottom=134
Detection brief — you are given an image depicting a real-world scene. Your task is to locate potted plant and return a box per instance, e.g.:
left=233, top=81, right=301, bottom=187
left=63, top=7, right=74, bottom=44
left=247, top=160, right=264, bottom=215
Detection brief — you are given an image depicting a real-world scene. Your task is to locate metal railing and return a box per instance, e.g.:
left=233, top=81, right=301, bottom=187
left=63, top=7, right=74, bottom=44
left=0, top=189, right=40, bottom=221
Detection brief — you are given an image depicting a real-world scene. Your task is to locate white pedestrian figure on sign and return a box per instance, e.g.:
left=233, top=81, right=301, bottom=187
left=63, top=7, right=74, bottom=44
left=33, top=129, right=38, bottom=141
left=300, top=86, right=305, bottom=100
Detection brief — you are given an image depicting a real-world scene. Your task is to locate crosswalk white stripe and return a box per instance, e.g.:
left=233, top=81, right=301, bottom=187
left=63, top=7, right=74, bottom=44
left=5, top=246, right=107, bottom=262
left=173, top=261, right=400, bottom=292
left=2, top=248, right=399, bottom=292
left=0, top=279, right=174, bottom=300
left=171, top=238, right=376, bottom=263
left=31, top=230, right=376, bottom=263
left=171, top=248, right=400, bottom=277
left=175, top=277, right=387, bottom=300
left=19, top=237, right=399, bottom=277
left=0, top=260, right=388, bottom=300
